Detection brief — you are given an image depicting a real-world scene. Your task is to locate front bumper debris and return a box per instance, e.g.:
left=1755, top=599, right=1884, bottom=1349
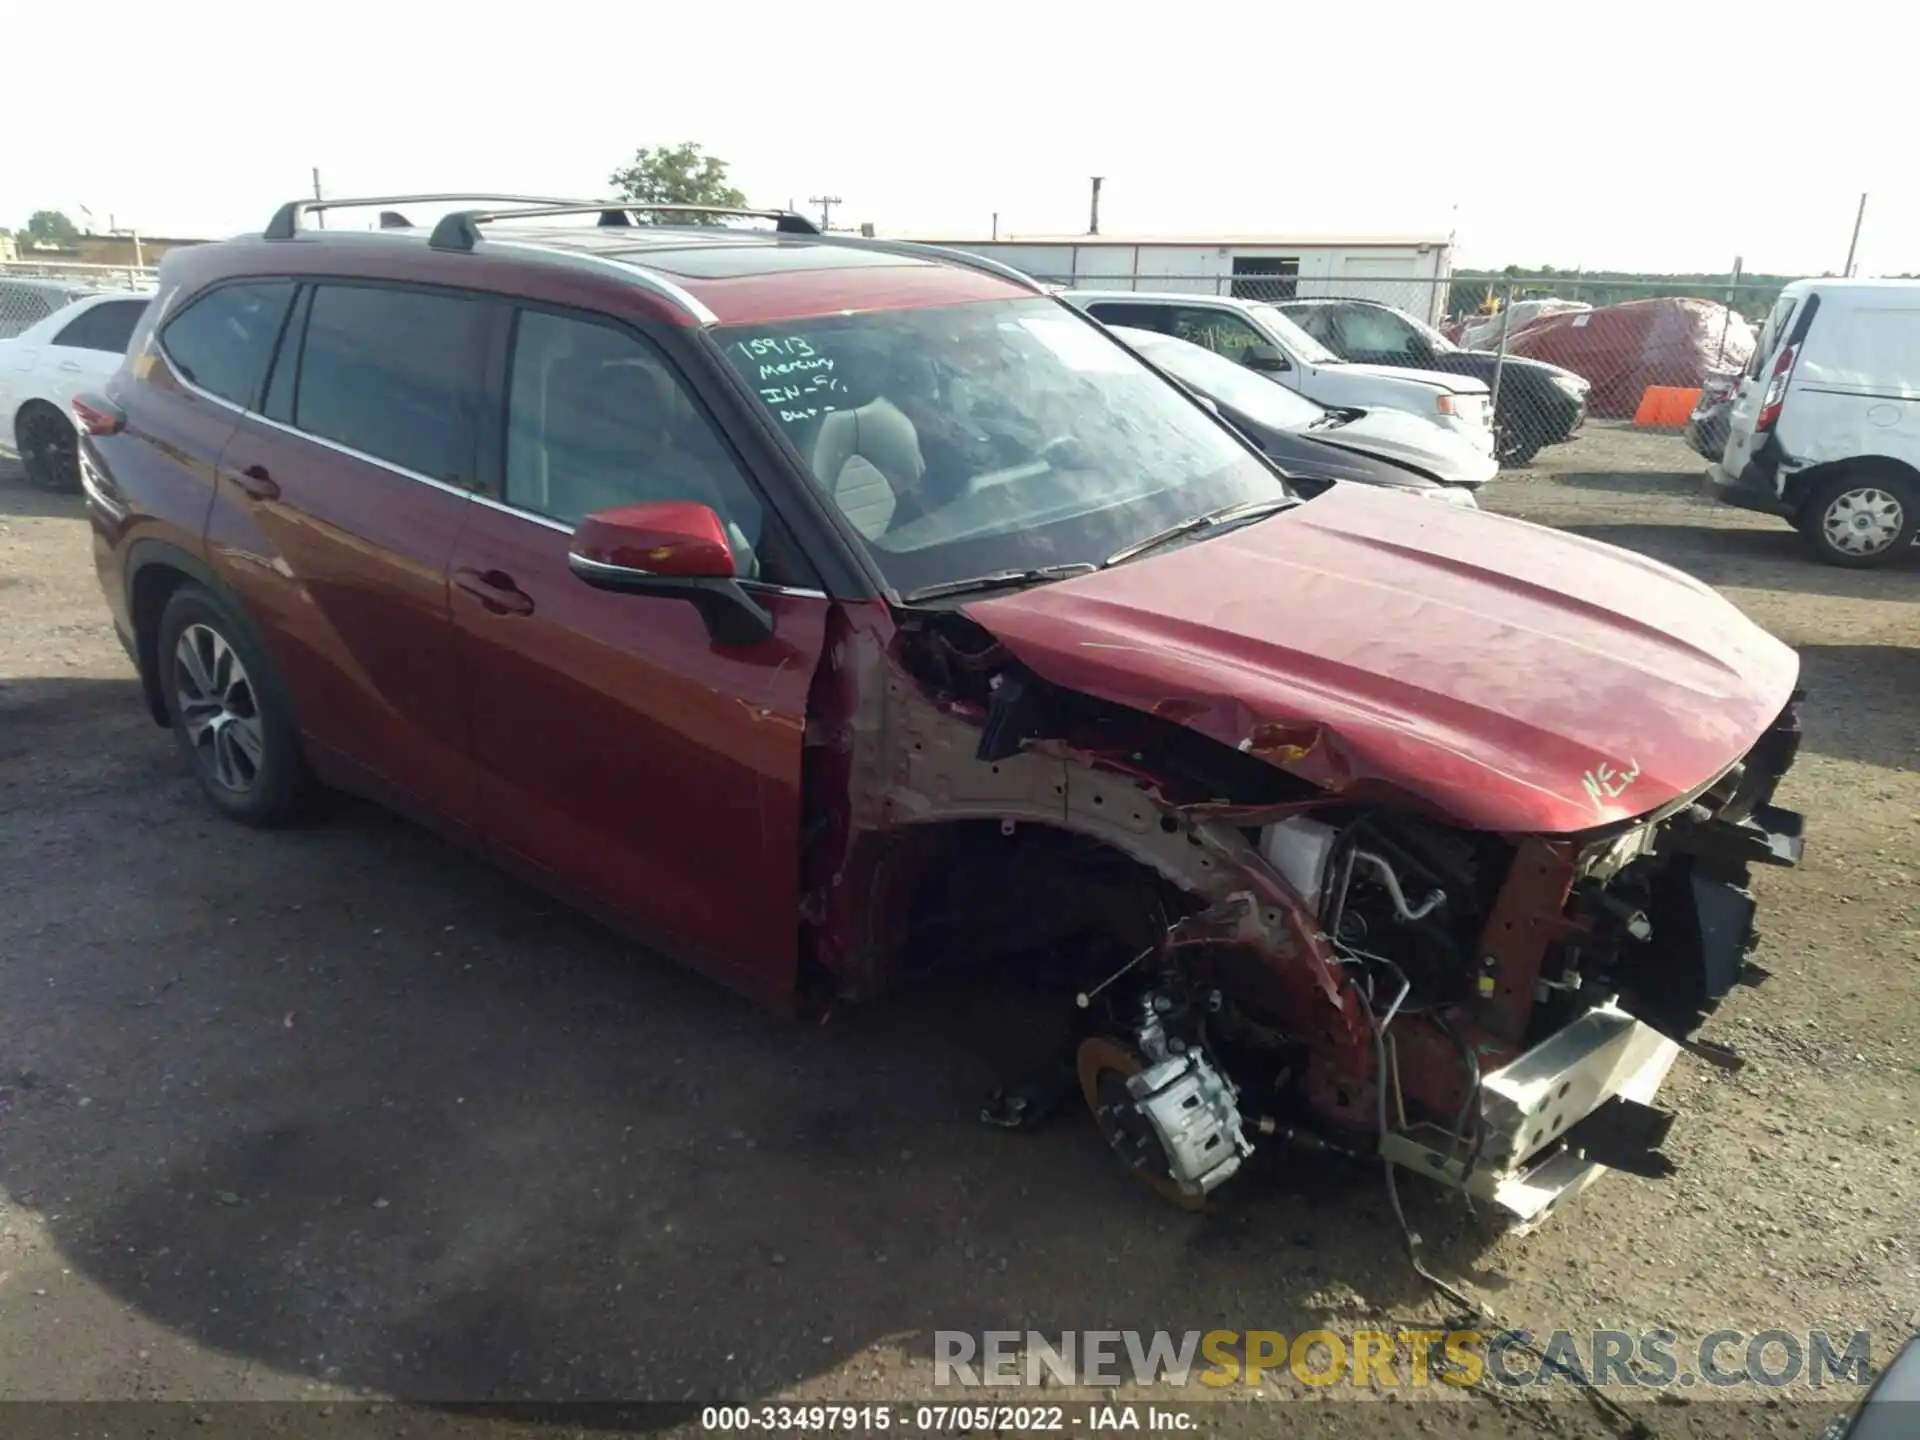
left=1382, top=1002, right=1681, bottom=1232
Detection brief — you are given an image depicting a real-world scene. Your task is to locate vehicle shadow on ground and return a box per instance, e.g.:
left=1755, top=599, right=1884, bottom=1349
left=0, top=475, right=86, bottom=520
left=1535, top=469, right=1706, bottom=497
left=1554, top=520, right=1919, bottom=599
left=0, top=683, right=1484, bottom=1418
left=1791, top=644, right=1920, bottom=772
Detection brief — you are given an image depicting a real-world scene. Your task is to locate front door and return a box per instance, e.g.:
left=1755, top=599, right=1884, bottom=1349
left=450, top=304, right=826, bottom=1001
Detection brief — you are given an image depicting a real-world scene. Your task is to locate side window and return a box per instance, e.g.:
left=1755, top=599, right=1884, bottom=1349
left=1086, top=302, right=1174, bottom=334
left=53, top=299, right=150, bottom=355
left=1333, top=304, right=1422, bottom=357
left=504, top=309, right=764, bottom=553
left=160, top=281, right=296, bottom=408
left=1169, top=308, right=1269, bottom=362
left=294, top=284, right=485, bottom=481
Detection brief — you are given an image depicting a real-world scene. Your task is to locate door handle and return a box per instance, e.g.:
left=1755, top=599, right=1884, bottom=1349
left=453, top=567, right=535, bottom=616
left=58, top=360, right=84, bottom=373
left=233, top=464, right=280, bottom=501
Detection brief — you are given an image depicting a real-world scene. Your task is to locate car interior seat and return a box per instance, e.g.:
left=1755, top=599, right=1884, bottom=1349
left=810, top=398, right=926, bottom=540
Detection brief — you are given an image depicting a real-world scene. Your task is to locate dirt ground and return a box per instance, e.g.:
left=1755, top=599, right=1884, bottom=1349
left=1, top=426, right=1916, bottom=1439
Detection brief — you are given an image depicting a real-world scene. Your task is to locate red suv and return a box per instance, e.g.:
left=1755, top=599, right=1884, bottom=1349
left=79, top=195, right=1805, bottom=1228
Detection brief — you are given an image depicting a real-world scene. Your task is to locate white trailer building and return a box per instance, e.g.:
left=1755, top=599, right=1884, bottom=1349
left=903, top=233, right=1457, bottom=325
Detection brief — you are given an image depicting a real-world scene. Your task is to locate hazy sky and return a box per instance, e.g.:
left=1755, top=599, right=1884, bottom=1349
left=6, top=0, right=1913, bottom=277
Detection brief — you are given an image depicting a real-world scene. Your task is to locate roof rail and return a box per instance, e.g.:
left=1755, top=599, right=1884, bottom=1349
left=427, top=202, right=821, bottom=252
left=797, top=234, right=1046, bottom=293
left=263, top=194, right=587, bottom=241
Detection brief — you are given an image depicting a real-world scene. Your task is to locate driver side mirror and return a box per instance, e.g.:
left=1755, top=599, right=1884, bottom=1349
left=568, top=500, right=773, bottom=647
left=1243, top=343, right=1291, bottom=373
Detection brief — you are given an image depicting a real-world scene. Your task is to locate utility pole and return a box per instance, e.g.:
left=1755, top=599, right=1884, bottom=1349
left=1844, top=192, right=1868, bottom=277
left=312, top=167, right=326, bottom=228
left=809, top=194, right=842, bottom=231
left=1088, top=176, right=1104, bottom=236
left=991, top=211, right=999, bottom=241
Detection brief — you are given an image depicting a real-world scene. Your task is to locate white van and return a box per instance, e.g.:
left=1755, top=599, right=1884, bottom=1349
left=1708, top=277, right=1920, bottom=567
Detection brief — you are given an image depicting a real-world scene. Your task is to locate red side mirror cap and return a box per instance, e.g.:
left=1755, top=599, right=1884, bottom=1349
left=570, top=501, right=735, bottom=581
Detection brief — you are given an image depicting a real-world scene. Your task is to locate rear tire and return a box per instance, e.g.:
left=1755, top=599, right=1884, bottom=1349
left=1797, top=469, right=1919, bottom=568
left=15, top=403, right=81, bottom=493
left=156, top=584, right=309, bottom=826
left=1498, top=434, right=1542, bottom=468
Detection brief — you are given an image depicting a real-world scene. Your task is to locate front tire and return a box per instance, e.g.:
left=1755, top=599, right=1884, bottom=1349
left=15, top=403, right=81, bottom=493
left=156, top=585, right=308, bottom=826
left=1798, top=469, right=1919, bottom=568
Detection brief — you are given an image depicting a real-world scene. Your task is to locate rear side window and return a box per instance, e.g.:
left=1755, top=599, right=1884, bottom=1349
left=1087, top=302, right=1174, bottom=334
left=53, top=299, right=149, bottom=355
left=293, top=284, right=486, bottom=481
left=160, top=281, right=296, bottom=407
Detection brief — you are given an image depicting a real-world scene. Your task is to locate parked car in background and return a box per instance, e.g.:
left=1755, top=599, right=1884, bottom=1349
left=0, top=276, right=106, bottom=340
left=0, top=289, right=153, bottom=491
left=79, top=194, right=1804, bottom=1231
left=1685, top=369, right=1740, bottom=462
left=1709, top=277, right=1920, bottom=567
left=1111, top=325, right=1492, bottom=503
left=1275, top=297, right=1591, bottom=466
left=1061, top=290, right=1497, bottom=458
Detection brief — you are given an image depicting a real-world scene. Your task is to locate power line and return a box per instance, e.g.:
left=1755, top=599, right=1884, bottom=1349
left=808, top=194, right=842, bottom=231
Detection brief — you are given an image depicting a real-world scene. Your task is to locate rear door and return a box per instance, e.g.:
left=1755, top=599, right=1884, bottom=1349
left=205, top=280, right=485, bottom=825
left=449, top=303, right=827, bottom=1001
left=1721, top=290, right=1807, bottom=481
left=29, top=296, right=149, bottom=400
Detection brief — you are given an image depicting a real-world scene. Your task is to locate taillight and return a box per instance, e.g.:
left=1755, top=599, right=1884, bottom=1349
left=1755, top=345, right=1798, bottom=433
left=71, top=393, right=123, bottom=436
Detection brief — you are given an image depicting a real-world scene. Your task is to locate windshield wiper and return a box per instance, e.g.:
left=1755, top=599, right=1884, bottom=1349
left=1102, top=498, right=1298, bottom=567
left=901, top=564, right=1098, bottom=603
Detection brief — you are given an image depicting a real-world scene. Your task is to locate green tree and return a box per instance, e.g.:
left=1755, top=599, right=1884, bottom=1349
left=24, top=210, right=81, bottom=246
left=608, top=142, right=746, bottom=221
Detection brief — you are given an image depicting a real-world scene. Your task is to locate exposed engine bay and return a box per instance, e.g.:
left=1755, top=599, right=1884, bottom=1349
left=801, top=604, right=1806, bottom=1229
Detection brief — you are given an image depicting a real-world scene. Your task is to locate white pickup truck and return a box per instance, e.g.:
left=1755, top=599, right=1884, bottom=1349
left=1062, top=289, right=1497, bottom=456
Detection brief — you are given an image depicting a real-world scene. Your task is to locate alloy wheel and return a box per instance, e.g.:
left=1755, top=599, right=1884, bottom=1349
left=18, top=409, right=80, bottom=492
left=1821, top=486, right=1905, bottom=557
left=173, top=623, right=266, bottom=793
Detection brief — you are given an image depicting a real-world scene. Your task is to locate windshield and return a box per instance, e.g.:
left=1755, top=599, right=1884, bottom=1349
left=714, top=298, right=1287, bottom=595
left=1248, top=304, right=1340, bottom=365
left=1124, top=329, right=1328, bottom=430
left=1400, top=309, right=1459, bottom=353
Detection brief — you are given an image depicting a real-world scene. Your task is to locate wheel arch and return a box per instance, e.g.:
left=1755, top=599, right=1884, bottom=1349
left=124, top=541, right=253, bottom=728
left=1789, top=453, right=1920, bottom=523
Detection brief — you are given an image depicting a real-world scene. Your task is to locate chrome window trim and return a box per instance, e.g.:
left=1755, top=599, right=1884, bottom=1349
left=471, top=491, right=571, bottom=534
left=567, top=552, right=649, bottom=580
left=156, top=322, right=829, bottom=600
left=157, top=343, right=476, bottom=499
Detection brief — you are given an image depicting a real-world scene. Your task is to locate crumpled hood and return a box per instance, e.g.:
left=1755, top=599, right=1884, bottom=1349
left=1314, top=409, right=1500, bottom=486
left=965, top=485, right=1799, bottom=834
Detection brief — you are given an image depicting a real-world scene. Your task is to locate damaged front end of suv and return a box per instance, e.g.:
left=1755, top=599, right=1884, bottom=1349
left=797, top=492, right=1805, bottom=1231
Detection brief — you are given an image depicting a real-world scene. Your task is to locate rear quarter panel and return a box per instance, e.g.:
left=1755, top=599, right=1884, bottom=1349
left=84, top=279, right=244, bottom=636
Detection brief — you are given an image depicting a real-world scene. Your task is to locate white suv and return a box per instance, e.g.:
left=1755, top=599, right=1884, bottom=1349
left=1062, top=290, right=1496, bottom=456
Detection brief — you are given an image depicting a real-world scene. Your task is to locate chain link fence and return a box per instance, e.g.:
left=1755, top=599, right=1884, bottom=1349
left=0, top=260, right=157, bottom=340
left=1031, top=268, right=1775, bottom=467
